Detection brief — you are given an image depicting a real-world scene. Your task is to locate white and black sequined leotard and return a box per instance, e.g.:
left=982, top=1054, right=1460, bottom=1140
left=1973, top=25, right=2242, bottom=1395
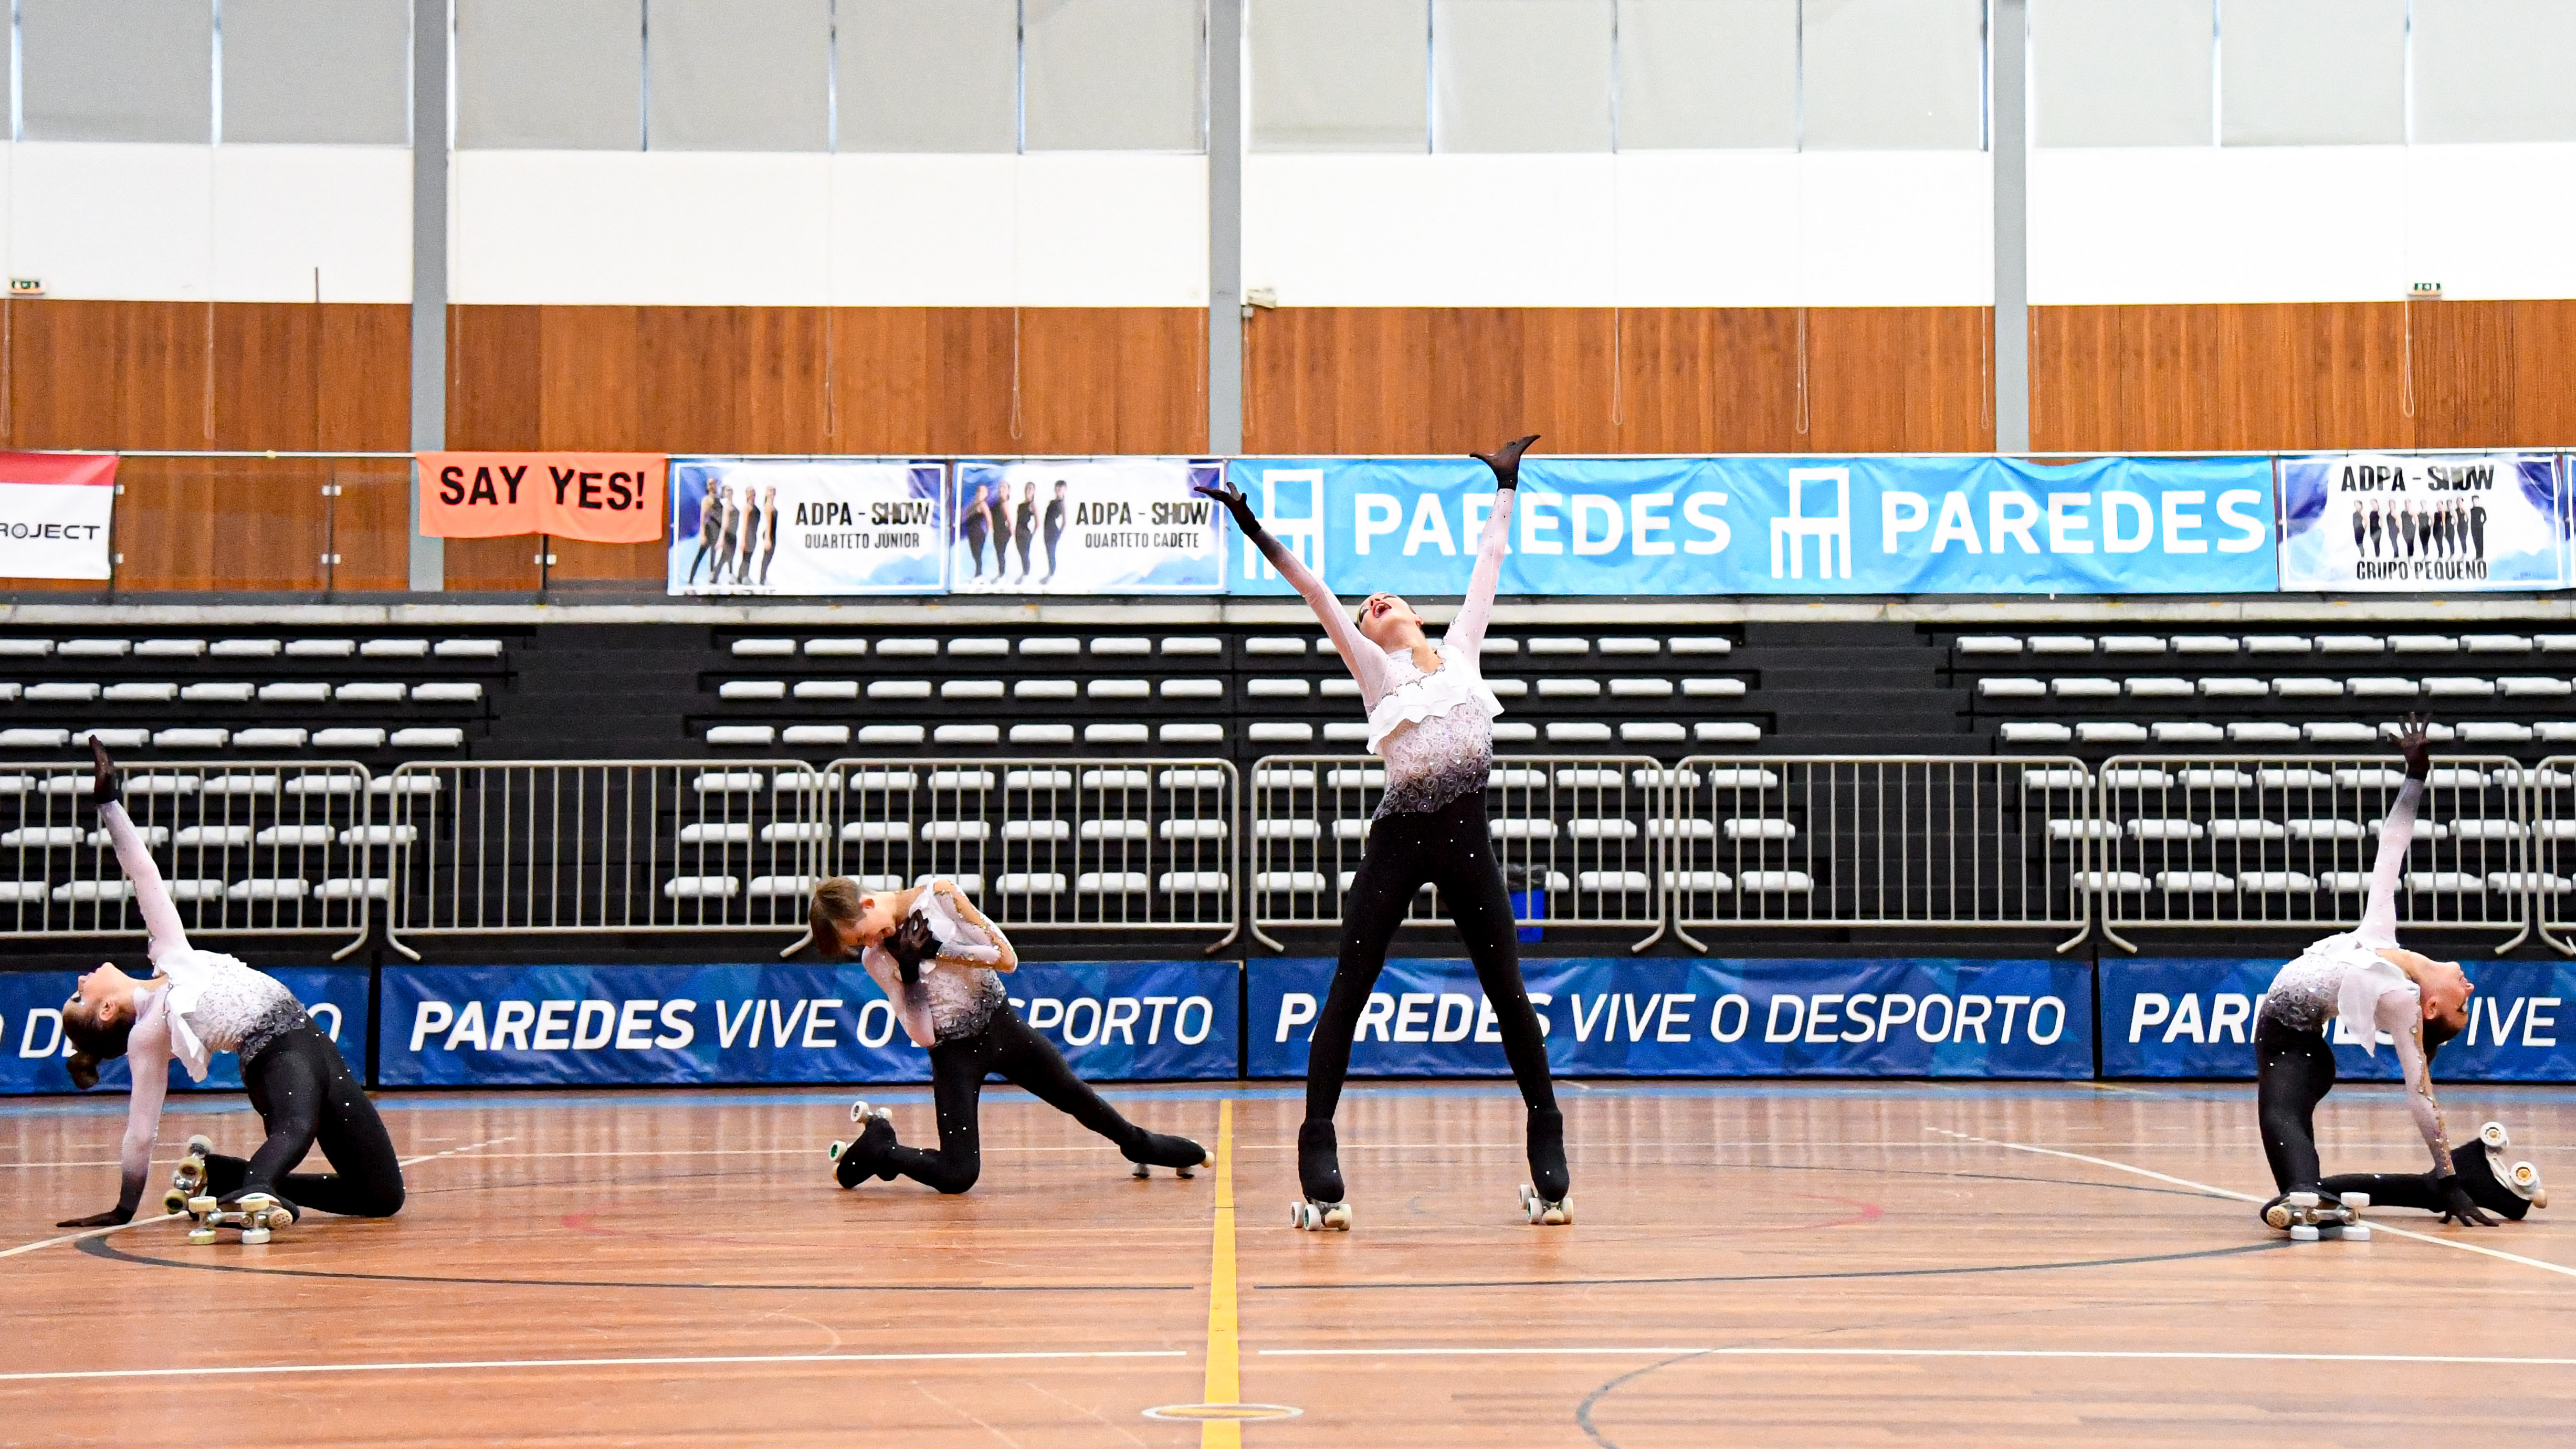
left=860, top=887, right=1011, bottom=1047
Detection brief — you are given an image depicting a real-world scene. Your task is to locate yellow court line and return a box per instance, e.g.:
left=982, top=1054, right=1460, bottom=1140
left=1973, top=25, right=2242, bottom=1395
left=1203, top=1097, right=1240, bottom=1449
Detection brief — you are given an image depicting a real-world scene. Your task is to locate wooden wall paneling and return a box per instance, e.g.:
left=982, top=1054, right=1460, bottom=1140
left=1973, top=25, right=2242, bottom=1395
left=825, top=307, right=950, bottom=454
left=1799, top=306, right=1994, bottom=455
left=1243, top=306, right=1436, bottom=455
left=318, top=303, right=412, bottom=450
left=113, top=456, right=328, bottom=592
left=2406, top=297, right=2514, bottom=450
left=326, top=457, right=417, bottom=593
left=1012, top=307, right=1205, bottom=455
left=2503, top=298, right=2576, bottom=448
left=1609, top=307, right=1808, bottom=455
left=1424, top=308, right=1613, bottom=455
left=441, top=306, right=546, bottom=591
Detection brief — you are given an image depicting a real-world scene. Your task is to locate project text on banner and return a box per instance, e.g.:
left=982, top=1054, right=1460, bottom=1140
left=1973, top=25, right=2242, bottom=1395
left=0, top=451, right=116, bottom=580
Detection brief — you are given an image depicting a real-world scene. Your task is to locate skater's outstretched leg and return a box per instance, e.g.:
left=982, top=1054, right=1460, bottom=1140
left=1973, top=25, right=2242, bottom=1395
left=987, top=1004, right=1206, bottom=1170
left=2255, top=1012, right=2335, bottom=1194
left=2318, top=1170, right=2443, bottom=1213
left=1430, top=796, right=1566, bottom=1210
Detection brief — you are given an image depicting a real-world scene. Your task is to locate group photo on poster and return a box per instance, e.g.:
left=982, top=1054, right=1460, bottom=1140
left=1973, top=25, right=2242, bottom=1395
left=951, top=458, right=1227, bottom=593
left=666, top=459, right=947, bottom=596
left=2277, top=451, right=2566, bottom=591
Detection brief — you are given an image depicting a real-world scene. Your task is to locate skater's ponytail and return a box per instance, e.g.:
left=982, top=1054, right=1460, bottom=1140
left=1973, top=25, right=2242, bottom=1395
left=61, top=1005, right=132, bottom=1091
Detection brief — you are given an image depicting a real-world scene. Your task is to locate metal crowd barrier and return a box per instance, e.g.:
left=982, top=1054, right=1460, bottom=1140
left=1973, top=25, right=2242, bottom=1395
left=819, top=755, right=1239, bottom=951
left=1245, top=754, right=1669, bottom=954
left=0, top=759, right=378, bottom=959
left=384, top=760, right=831, bottom=958
left=2090, top=754, right=2537, bottom=954
left=1664, top=755, right=2092, bottom=952
left=2523, top=757, right=2576, bottom=955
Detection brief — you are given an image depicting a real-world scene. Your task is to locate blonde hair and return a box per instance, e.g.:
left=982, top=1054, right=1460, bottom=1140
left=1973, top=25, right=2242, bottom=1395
left=809, top=876, right=864, bottom=956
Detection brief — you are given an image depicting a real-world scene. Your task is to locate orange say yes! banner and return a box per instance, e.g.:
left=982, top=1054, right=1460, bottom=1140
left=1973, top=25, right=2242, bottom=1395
left=417, top=453, right=667, bottom=543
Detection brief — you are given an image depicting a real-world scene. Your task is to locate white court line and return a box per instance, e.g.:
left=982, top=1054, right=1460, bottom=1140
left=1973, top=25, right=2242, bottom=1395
left=0, top=1349, right=1186, bottom=1385
left=1930, top=1128, right=2576, bottom=1282
left=1257, top=1346, right=2576, bottom=1368
left=397, top=1136, right=514, bottom=1168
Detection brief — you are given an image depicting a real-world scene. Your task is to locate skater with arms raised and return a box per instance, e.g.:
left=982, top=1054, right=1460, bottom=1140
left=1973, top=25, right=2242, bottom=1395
left=810, top=877, right=1208, bottom=1193
left=56, top=743, right=404, bottom=1241
left=1195, top=435, right=1569, bottom=1231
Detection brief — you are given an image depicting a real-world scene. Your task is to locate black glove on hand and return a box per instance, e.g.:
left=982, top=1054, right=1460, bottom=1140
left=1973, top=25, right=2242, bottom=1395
left=886, top=911, right=940, bottom=986
left=1192, top=477, right=1264, bottom=540
left=91, top=738, right=122, bottom=810
left=2396, top=712, right=2432, bottom=782
left=1469, top=434, right=1540, bottom=491
left=2437, top=1174, right=2500, bottom=1226
left=56, top=1206, right=132, bottom=1229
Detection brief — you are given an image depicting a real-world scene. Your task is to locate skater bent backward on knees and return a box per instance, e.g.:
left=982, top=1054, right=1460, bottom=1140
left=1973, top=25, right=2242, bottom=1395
left=56, top=741, right=405, bottom=1241
left=2251, top=716, right=2529, bottom=1238
left=1194, top=435, right=1571, bottom=1233
left=806, top=876, right=1210, bottom=1193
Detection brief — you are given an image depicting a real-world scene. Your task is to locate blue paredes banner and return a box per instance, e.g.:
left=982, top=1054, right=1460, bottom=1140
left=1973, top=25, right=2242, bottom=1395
left=1224, top=455, right=2276, bottom=597
left=380, top=961, right=1239, bottom=1087
left=1246, top=958, right=2095, bottom=1079
left=0, top=968, right=370, bottom=1095
left=2100, top=958, right=2576, bottom=1082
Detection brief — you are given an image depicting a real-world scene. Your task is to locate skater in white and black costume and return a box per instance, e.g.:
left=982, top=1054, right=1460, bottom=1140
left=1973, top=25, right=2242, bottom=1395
left=2253, top=717, right=2496, bottom=1235
left=808, top=878, right=1208, bottom=1193
left=56, top=743, right=403, bottom=1236
left=1195, top=435, right=1569, bottom=1231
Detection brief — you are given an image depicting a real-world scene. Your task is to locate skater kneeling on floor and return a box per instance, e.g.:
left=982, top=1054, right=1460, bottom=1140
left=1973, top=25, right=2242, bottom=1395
left=2253, top=716, right=2543, bottom=1234
left=56, top=742, right=405, bottom=1235
left=807, top=876, right=1208, bottom=1193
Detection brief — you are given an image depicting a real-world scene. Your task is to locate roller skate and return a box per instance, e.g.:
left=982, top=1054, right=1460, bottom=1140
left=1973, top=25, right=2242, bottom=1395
left=186, top=1192, right=295, bottom=1246
left=2261, top=1189, right=2368, bottom=1242
left=2458, top=1121, right=2548, bottom=1220
left=1126, top=1131, right=1212, bottom=1180
left=828, top=1101, right=899, bottom=1189
left=1288, top=1120, right=1351, bottom=1232
left=1518, top=1106, right=1572, bottom=1226
left=160, top=1134, right=215, bottom=1214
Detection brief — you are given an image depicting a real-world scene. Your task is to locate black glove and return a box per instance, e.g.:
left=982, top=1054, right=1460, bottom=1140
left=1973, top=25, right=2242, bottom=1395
left=885, top=911, right=939, bottom=986
left=2437, top=1174, right=2500, bottom=1226
left=90, top=737, right=122, bottom=809
left=2396, top=712, right=2432, bottom=782
left=1469, top=434, right=1540, bottom=491
left=56, top=1206, right=132, bottom=1229
left=1192, top=476, right=1264, bottom=540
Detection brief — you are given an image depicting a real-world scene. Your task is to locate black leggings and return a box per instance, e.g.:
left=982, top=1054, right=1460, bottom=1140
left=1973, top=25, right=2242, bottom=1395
left=202, top=1019, right=404, bottom=1217
left=881, top=1002, right=1192, bottom=1195
left=2255, top=1007, right=2335, bottom=1195
left=1305, top=790, right=1557, bottom=1124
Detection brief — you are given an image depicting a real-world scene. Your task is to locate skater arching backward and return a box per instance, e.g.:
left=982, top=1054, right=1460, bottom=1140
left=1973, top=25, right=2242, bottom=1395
left=808, top=877, right=1209, bottom=1193
left=2252, top=716, right=2501, bottom=1238
left=56, top=742, right=404, bottom=1239
left=1194, top=436, right=1569, bottom=1232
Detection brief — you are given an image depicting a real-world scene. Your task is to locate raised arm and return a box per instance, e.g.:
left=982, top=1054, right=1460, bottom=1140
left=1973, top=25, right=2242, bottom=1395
left=2377, top=993, right=2455, bottom=1177
left=1195, top=476, right=1387, bottom=699
left=2359, top=718, right=2431, bottom=947
left=111, top=1012, right=172, bottom=1219
left=1446, top=435, right=1533, bottom=657
left=92, top=744, right=190, bottom=965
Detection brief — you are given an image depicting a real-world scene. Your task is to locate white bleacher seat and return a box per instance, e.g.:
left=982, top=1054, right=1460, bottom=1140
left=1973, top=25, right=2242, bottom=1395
left=2286, top=818, right=2364, bottom=841
left=2171, top=636, right=2238, bottom=655
left=339, top=824, right=418, bottom=847
left=720, top=681, right=785, bottom=700
left=1010, top=724, right=1075, bottom=745
left=868, top=680, right=930, bottom=699
left=233, top=728, right=309, bottom=749
left=104, top=682, right=177, bottom=702
left=1248, top=722, right=1313, bottom=743
left=2390, top=634, right=2461, bottom=653
left=2029, top=637, right=2094, bottom=655
left=1621, top=722, right=1686, bottom=742
left=1489, top=820, right=1559, bottom=840
left=435, top=639, right=505, bottom=659
left=1010, top=679, right=1075, bottom=700
left=2021, top=768, right=2090, bottom=790
left=2077, top=722, right=2146, bottom=743
left=2495, top=766, right=2574, bottom=788
left=259, top=683, right=329, bottom=703
left=59, top=639, right=131, bottom=657
left=29, top=684, right=100, bottom=702
left=255, top=816, right=334, bottom=842
left=1721, top=818, right=1797, bottom=841
left=1547, top=723, right=1612, bottom=742
left=2538, top=635, right=2576, bottom=654
left=1660, top=869, right=1735, bottom=891
left=1076, top=872, right=1150, bottom=894
left=1161, top=723, right=1225, bottom=744
left=921, top=821, right=994, bottom=843
left=2046, top=820, right=2117, bottom=841
left=0, top=684, right=17, bottom=701
left=2126, top=819, right=2204, bottom=841
left=1539, top=678, right=1601, bottom=697
left=1680, top=679, right=1744, bottom=698
left=2127, top=678, right=2193, bottom=698
left=1529, top=638, right=1590, bottom=655
left=182, top=683, right=254, bottom=703
left=1156, top=767, right=1225, bottom=789
left=2319, top=872, right=2372, bottom=893
left=1552, top=767, right=1620, bottom=785
left=2226, top=722, right=2299, bottom=742
left=2424, top=677, right=2495, bottom=698
left=2540, top=723, right=2576, bottom=742
left=1086, top=723, right=1149, bottom=744
left=781, top=725, right=848, bottom=746
left=934, top=724, right=1001, bottom=744
left=1999, top=722, right=2071, bottom=744
left=127, top=774, right=203, bottom=796
left=1082, top=820, right=1150, bottom=842
left=1668, top=637, right=1731, bottom=655
left=152, top=728, right=228, bottom=749
left=731, top=638, right=796, bottom=657
left=1578, top=870, right=1651, bottom=892
left=335, top=682, right=406, bottom=702
left=1256, top=871, right=1329, bottom=891
left=907, top=872, right=985, bottom=895
left=1160, top=871, right=1231, bottom=893
left=842, top=821, right=913, bottom=843
left=1002, top=819, right=1071, bottom=842
left=1482, top=679, right=1527, bottom=698
left=2206, top=818, right=2287, bottom=841
left=1479, top=638, right=1520, bottom=655
left=2465, top=634, right=2532, bottom=653
left=943, top=680, right=1005, bottom=699
left=758, top=823, right=831, bottom=844
left=950, top=637, right=1010, bottom=656
left=1979, top=678, right=2046, bottom=698
left=1161, top=679, right=1225, bottom=699
left=1600, top=638, right=1659, bottom=655
left=784, top=681, right=856, bottom=704
left=1649, top=817, right=1716, bottom=839
left=2316, top=635, right=2384, bottom=654
left=804, top=639, right=868, bottom=657
left=1086, top=679, right=1149, bottom=699
left=2099, top=635, right=2166, bottom=655
left=2500, top=677, right=2572, bottom=697
left=1161, top=637, right=1224, bottom=656
left=2448, top=818, right=2524, bottom=841
left=1246, top=679, right=1310, bottom=698
left=2156, top=870, right=2234, bottom=892
left=53, top=880, right=133, bottom=902
left=285, top=639, right=355, bottom=658
left=76, top=729, right=148, bottom=748
left=1568, top=818, right=1639, bottom=840
left=316, top=877, right=390, bottom=901
left=1609, top=678, right=1672, bottom=697
left=411, top=682, right=482, bottom=702
left=1254, top=820, right=1319, bottom=841
left=2238, top=872, right=2317, bottom=892
left=1244, top=637, right=1308, bottom=655
left=877, top=638, right=938, bottom=657
left=746, top=875, right=819, bottom=899
left=662, top=876, right=740, bottom=899
left=2199, top=678, right=2266, bottom=698
left=2274, top=678, right=2342, bottom=698
left=2244, top=636, right=2311, bottom=655
left=1954, top=636, right=2023, bottom=655
left=1320, top=677, right=1364, bottom=697
left=1737, top=870, right=1812, bottom=893
left=2076, top=871, right=2150, bottom=892
left=1490, top=722, right=1538, bottom=742
left=995, top=873, right=1068, bottom=895
left=282, top=773, right=358, bottom=795
left=2489, top=872, right=2572, bottom=894
left=2349, top=677, right=2419, bottom=697
left=2303, top=723, right=2375, bottom=743
left=212, top=639, right=281, bottom=658
left=2408, top=872, right=2487, bottom=894
left=2336, top=766, right=2406, bottom=787
left=2152, top=722, right=2224, bottom=744
left=362, top=639, right=430, bottom=658
left=2458, top=722, right=2534, bottom=744
left=706, top=726, right=776, bottom=746
left=2053, top=678, right=2120, bottom=698
left=0, top=639, right=49, bottom=657
left=2, top=826, right=81, bottom=847
left=1091, top=637, right=1152, bottom=655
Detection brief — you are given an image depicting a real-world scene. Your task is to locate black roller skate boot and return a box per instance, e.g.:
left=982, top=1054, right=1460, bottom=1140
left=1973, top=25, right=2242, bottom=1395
left=1290, top=1120, right=1350, bottom=1231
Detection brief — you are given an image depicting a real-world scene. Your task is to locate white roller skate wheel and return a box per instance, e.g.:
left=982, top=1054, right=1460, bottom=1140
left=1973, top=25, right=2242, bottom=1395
left=2344, top=1223, right=2371, bottom=1241
left=1518, top=1184, right=1536, bottom=1212
left=186, top=1133, right=214, bottom=1159
left=2510, top=1161, right=2542, bottom=1193
left=1133, top=1161, right=1152, bottom=1179
left=2290, top=1224, right=2321, bottom=1243
left=241, top=1227, right=271, bottom=1245
left=187, top=1195, right=218, bottom=1217
left=2481, top=1121, right=2511, bottom=1151
left=187, top=1226, right=217, bottom=1245
left=849, top=1099, right=871, bottom=1124
left=1321, top=1203, right=1352, bottom=1232
left=1289, top=1201, right=1310, bottom=1230
left=2341, top=1191, right=2371, bottom=1212
left=162, top=1188, right=190, bottom=1214
left=827, top=1140, right=847, bottom=1162
left=2285, top=1190, right=2320, bottom=1211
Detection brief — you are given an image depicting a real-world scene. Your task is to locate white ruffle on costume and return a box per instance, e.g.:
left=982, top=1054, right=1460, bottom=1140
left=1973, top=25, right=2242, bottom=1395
left=1364, top=643, right=1505, bottom=755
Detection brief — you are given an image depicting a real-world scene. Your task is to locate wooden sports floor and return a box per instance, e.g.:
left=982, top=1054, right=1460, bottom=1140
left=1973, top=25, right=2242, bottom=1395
left=5, top=1080, right=2571, bottom=1447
